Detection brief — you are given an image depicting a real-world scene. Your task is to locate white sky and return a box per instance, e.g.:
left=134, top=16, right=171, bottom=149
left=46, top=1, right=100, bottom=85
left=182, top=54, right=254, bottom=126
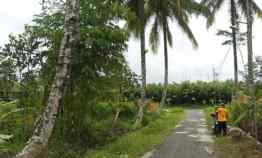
left=0, top=0, right=41, bottom=43
left=0, top=0, right=262, bottom=83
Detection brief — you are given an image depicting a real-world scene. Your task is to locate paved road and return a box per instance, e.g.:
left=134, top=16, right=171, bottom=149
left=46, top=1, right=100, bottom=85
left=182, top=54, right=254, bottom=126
left=147, top=109, right=215, bottom=158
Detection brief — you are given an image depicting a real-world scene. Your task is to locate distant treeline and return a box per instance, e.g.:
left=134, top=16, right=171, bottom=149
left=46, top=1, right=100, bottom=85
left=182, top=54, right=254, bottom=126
left=125, top=81, right=234, bottom=105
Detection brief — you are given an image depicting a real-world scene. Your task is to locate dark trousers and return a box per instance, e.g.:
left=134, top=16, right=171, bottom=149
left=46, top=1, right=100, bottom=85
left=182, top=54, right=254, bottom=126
left=218, top=121, right=227, bottom=136
left=214, top=122, right=219, bottom=135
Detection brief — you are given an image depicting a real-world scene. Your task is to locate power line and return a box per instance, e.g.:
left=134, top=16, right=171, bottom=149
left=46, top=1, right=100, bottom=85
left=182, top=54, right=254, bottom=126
left=218, top=47, right=231, bottom=71
left=237, top=46, right=246, bottom=70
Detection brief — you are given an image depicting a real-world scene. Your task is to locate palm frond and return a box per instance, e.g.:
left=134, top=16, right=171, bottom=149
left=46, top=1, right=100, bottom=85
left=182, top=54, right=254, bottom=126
left=222, top=40, right=233, bottom=46
left=237, top=0, right=262, bottom=19
left=201, top=0, right=226, bottom=28
left=166, top=23, right=173, bottom=47
left=233, top=110, right=248, bottom=126
left=124, top=10, right=140, bottom=38
left=183, top=0, right=211, bottom=18
left=125, top=0, right=151, bottom=39
left=147, top=0, right=200, bottom=52
left=0, top=107, right=36, bottom=122
left=216, top=29, right=232, bottom=37
left=173, top=11, right=198, bottom=48
left=149, top=19, right=160, bottom=54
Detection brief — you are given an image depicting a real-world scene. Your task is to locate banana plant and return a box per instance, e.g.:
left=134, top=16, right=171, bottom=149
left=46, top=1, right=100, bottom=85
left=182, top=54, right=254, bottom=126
left=0, top=100, right=36, bottom=146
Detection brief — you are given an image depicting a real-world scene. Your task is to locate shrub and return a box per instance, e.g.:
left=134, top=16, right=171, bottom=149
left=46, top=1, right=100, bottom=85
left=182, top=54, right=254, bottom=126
left=228, top=92, right=262, bottom=142
left=126, top=81, right=233, bottom=105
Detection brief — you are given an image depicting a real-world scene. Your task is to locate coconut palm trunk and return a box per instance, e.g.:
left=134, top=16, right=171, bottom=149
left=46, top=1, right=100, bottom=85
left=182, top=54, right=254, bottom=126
left=15, top=0, right=80, bottom=157
left=202, top=0, right=262, bottom=96
left=134, top=0, right=146, bottom=129
left=159, top=21, right=169, bottom=110
left=147, top=0, right=202, bottom=111
left=246, top=0, right=257, bottom=140
left=230, top=0, right=238, bottom=90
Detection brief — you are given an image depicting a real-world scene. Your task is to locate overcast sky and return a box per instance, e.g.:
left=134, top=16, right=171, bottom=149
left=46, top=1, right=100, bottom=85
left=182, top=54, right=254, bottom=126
left=0, top=0, right=262, bottom=83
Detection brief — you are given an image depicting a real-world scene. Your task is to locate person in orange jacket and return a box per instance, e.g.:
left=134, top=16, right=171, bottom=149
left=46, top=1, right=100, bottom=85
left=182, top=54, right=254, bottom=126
left=216, top=104, right=228, bottom=136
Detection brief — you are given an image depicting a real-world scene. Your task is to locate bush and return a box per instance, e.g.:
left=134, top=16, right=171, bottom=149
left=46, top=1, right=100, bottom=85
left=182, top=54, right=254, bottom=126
left=85, top=107, right=184, bottom=158
left=125, top=81, right=233, bottom=105
left=228, top=92, right=262, bottom=142
left=0, top=100, right=39, bottom=155
left=229, top=99, right=250, bottom=127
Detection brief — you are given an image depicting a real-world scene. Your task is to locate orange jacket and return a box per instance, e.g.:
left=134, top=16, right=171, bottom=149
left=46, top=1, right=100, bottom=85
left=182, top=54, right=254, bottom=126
left=216, top=107, right=228, bottom=122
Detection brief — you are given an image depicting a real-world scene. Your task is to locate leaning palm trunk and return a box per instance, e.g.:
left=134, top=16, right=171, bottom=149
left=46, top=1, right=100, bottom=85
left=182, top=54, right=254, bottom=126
left=159, top=22, right=168, bottom=112
left=112, top=108, right=121, bottom=128
left=15, top=0, right=80, bottom=157
left=134, top=102, right=144, bottom=128
left=134, top=0, right=146, bottom=129
left=246, top=0, right=257, bottom=140
left=230, top=0, right=238, bottom=92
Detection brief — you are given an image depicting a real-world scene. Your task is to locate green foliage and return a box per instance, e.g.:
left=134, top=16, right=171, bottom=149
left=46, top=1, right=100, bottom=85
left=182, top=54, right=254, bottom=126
left=229, top=101, right=249, bottom=126
left=203, top=105, right=262, bottom=158
left=0, top=1, right=138, bottom=157
left=202, top=0, right=262, bottom=28
left=48, top=101, right=163, bottom=158
left=86, top=107, right=184, bottom=158
left=255, top=89, right=262, bottom=98
left=214, top=136, right=262, bottom=158
left=0, top=26, right=44, bottom=82
left=147, top=0, right=209, bottom=52
left=208, top=91, right=262, bottom=142
left=1, top=0, right=249, bottom=157
left=216, top=29, right=246, bottom=46
left=203, top=106, right=215, bottom=126
left=0, top=100, right=39, bottom=156
left=126, top=81, right=233, bottom=105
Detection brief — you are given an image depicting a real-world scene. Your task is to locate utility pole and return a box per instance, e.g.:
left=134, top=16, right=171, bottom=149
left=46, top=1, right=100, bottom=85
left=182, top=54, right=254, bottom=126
left=213, top=68, right=218, bottom=81
left=246, top=0, right=258, bottom=140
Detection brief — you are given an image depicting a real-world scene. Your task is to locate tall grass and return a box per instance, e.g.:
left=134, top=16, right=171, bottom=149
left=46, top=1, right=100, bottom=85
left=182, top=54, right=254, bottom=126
left=85, top=107, right=184, bottom=158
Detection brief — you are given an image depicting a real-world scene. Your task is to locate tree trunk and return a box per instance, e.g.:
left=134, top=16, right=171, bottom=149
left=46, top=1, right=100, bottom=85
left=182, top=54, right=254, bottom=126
left=112, top=108, right=121, bottom=128
left=134, top=0, right=146, bottom=129
left=159, top=21, right=168, bottom=111
left=15, top=0, right=80, bottom=157
left=230, top=0, right=238, bottom=91
left=246, top=0, right=257, bottom=140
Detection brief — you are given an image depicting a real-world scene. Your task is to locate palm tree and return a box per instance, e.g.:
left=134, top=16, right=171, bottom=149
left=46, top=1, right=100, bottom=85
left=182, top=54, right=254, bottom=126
left=126, top=0, right=148, bottom=128
left=203, top=0, right=262, bottom=138
left=15, top=0, right=80, bottom=157
left=201, top=0, right=262, bottom=90
left=147, top=0, right=208, bottom=110
left=246, top=0, right=257, bottom=140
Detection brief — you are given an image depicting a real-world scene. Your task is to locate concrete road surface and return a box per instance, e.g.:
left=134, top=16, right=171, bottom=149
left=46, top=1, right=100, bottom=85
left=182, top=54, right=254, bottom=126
left=146, top=109, right=216, bottom=158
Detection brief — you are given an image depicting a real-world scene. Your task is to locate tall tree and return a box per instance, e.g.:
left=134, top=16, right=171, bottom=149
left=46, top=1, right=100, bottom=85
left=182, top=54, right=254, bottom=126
left=126, top=0, right=147, bottom=128
left=202, top=0, right=262, bottom=90
left=15, top=0, right=80, bottom=157
left=246, top=0, right=257, bottom=140
left=231, top=0, right=239, bottom=88
left=147, top=0, right=208, bottom=110
left=1, top=27, right=43, bottom=83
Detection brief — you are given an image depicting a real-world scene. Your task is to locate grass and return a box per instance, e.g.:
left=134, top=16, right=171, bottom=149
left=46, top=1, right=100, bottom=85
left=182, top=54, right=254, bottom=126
left=85, top=107, right=185, bottom=158
left=214, top=137, right=262, bottom=158
left=203, top=106, right=262, bottom=158
left=203, top=106, right=214, bottom=127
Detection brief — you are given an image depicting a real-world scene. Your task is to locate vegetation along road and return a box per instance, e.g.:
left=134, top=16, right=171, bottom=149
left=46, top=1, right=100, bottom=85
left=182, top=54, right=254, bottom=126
left=1, top=0, right=262, bottom=157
